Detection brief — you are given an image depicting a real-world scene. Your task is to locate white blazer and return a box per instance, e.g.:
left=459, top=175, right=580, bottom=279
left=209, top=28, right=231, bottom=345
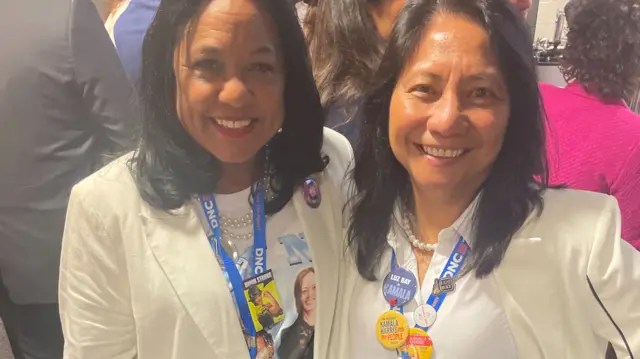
left=330, top=189, right=640, bottom=359
left=58, top=128, right=353, bottom=359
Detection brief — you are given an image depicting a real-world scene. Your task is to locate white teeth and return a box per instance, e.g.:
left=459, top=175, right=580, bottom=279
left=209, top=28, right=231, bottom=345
left=214, top=119, right=252, bottom=129
left=421, top=146, right=465, bottom=158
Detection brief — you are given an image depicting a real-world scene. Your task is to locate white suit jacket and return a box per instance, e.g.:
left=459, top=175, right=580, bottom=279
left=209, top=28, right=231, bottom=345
left=59, top=128, right=353, bottom=359
left=330, top=190, right=640, bottom=359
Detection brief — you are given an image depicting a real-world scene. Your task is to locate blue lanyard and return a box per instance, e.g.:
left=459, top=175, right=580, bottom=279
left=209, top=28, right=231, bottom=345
left=390, top=236, right=471, bottom=331
left=198, top=187, right=267, bottom=359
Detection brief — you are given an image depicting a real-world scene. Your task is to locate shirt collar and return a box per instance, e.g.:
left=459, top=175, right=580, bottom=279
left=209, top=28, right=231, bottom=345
left=449, top=193, right=479, bottom=247
left=388, top=192, right=480, bottom=251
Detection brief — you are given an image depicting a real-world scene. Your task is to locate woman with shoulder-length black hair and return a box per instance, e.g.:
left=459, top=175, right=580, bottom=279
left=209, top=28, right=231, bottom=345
left=58, top=0, right=352, bottom=358
left=306, top=0, right=404, bottom=145
left=330, top=0, right=640, bottom=358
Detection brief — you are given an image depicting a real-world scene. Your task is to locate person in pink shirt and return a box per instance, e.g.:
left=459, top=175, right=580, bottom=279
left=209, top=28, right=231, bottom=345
left=541, top=0, right=640, bottom=249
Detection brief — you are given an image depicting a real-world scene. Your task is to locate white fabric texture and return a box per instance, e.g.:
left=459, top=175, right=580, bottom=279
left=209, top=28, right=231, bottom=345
left=0, top=319, right=12, bottom=359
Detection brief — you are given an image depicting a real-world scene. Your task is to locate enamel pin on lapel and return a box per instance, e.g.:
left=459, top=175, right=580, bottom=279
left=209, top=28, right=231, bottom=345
left=432, top=277, right=456, bottom=295
left=303, top=178, right=321, bottom=208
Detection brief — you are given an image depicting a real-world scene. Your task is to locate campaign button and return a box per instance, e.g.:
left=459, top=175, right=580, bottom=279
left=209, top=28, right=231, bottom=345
left=414, top=304, right=437, bottom=329
left=376, top=310, right=409, bottom=349
left=382, top=267, right=418, bottom=307
left=401, top=328, right=433, bottom=359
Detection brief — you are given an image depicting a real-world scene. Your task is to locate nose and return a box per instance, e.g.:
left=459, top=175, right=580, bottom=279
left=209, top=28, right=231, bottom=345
left=218, top=77, right=252, bottom=108
left=427, top=90, right=465, bottom=136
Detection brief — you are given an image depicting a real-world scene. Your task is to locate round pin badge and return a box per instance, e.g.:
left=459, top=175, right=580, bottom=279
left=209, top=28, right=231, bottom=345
left=376, top=310, right=410, bottom=349
left=382, top=267, right=418, bottom=307
left=401, top=328, right=434, bottom=359
left=414, top=304, right=437, bottom=329
left=303, top=178, right=321, bottom=208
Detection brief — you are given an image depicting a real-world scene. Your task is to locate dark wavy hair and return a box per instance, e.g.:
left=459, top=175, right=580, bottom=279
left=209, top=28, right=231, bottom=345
left=348, top=0, right=548, bottom=281
left=562, top=0, right=640, bottom=102
left=130, top=0, right=327, bottom=213
left=305, top=0, right=385, bottom=106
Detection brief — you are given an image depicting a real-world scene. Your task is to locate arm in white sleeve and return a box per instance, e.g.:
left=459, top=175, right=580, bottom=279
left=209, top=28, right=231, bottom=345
left=586, top=196, right=640, bottom=358
left=59, top=185, right=136, bottom=359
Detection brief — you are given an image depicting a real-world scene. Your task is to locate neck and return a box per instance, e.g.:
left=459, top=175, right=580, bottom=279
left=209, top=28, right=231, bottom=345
left=216, top=160, right=256, bottom=194
left=304, top=310, right=316, bottom=325
left=410, top=184, right=477, bottom=244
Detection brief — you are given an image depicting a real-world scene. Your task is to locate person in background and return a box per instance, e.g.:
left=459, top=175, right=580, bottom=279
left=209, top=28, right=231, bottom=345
left=541, top=0, right=640, bottom=249
left=109, top=0, right=161, bottom=85
left=104, top=0, right=130, bottom=43
left=92, top=0, right=114, bottom=20
left=330, top=0, right=640, bottom=357
left=306, top=0, right=404, bottom=146
left=509, top=0, right=531, bottom=17
left=58, top=0, right=352, bottom=358
left=294, top=0, right=313, bottom=29
left=0, top=0, right=137, bottom=358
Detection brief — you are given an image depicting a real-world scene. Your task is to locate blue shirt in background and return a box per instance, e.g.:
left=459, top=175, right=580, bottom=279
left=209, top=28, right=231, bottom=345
left=113, top=0, right=161, bottom=85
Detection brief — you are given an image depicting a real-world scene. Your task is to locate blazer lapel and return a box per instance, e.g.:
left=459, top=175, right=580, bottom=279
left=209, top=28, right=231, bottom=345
left=140, top=203, right=250, bottom=359
left=293, top=173, right=340, bottom=359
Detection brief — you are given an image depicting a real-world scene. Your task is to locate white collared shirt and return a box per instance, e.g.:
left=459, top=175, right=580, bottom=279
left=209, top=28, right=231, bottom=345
left=348, top=205, right=519, bottom=359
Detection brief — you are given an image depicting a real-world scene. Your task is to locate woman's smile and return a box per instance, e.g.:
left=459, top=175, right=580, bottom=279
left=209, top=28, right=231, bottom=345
left=414, top=144, right=471, bottom=166
left=210, top=117, right=258, bottom=138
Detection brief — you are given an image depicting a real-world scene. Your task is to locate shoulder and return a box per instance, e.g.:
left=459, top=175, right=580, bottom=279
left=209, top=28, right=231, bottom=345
left=69, top=153, right=140, bottom=215
left=537, top=189, right=619, bottom=229
left=321, top=127, right=354, bottom=185
left=521, top=189, right=620, bottom=249
left=614, top=107, right=640, bottom=138
left=505, top=189, right=622, bottom=285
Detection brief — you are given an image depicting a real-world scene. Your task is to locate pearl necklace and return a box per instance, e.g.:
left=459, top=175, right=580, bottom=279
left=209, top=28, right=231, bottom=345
left=219, top=210, right=254, bottom=242
left=401, top=213, right=438, bottom=252
left=220, top=210, right=253, bottom=229
left=211, top=185, right=275, bottom=243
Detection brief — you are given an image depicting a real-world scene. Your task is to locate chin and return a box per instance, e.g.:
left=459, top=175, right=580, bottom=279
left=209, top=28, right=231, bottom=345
left=409, top=173, right=462, bottom=189
left=205, top=146, right=260, bottom=165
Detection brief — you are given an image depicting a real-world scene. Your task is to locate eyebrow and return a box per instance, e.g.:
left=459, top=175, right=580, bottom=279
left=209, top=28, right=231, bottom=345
left=466, top=71, right=501, bottom=82
left=195, top=45, right=276, bottom=57
left=196, top=46, right=222, bottom=57
left=251, top=45, right=276, bottom=55
left=407, top=72, right=444, bottom=82
left=407, top=69, right=502, bottom=84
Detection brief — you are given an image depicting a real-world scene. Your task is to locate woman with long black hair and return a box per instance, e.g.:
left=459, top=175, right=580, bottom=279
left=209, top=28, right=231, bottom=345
left=58, top=0, right=352, bottom=358
left=306, top=0, right=404, bottom=145
left=331, top=0, right=640, bottom=357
